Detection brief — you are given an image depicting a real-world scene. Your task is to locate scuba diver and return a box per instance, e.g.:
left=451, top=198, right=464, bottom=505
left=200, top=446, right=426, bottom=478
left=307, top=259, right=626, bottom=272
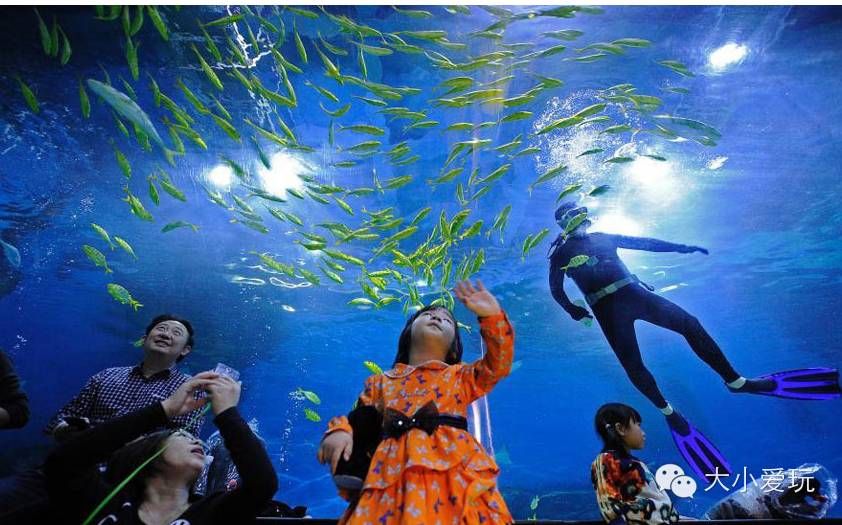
left=548, top=201, right=841, bottom=480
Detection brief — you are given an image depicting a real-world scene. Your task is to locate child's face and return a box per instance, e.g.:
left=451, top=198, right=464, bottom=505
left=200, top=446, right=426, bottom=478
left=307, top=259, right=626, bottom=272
left=410, top=308, right=456, bottom=359
left=619, top=419, right=646, bottom=450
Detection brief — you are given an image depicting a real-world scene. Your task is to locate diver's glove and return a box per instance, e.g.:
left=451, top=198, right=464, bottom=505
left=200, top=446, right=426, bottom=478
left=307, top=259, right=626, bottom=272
left=679, top=244, right=709, bottom=255
left=568, top=305, right=593, bottom=321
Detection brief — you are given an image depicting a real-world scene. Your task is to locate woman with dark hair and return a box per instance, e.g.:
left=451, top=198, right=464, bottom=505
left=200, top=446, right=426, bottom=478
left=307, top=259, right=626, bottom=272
left=318, top=280, right=515, bottom=524
left=591, top=402, right=680, bottom=525
left=44, top=371, right=277, bottom=525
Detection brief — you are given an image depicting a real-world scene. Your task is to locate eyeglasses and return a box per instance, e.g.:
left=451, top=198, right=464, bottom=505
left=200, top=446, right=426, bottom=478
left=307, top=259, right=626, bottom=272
left=172, top=429, right=210, bottom=454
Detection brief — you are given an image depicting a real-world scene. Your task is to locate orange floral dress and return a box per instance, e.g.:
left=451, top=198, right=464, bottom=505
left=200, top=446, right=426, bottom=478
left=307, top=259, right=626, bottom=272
left=325, top=310, right=515, bottom=525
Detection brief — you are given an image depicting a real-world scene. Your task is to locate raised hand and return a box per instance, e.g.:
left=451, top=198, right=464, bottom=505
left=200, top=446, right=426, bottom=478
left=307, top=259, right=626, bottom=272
left=161, top=371, right=218, bottom=418
left=454, top=280, right=501, bottom=318
left=206, top=374, right=242, bottom=415
left=681, top=244, right=709, bottom=255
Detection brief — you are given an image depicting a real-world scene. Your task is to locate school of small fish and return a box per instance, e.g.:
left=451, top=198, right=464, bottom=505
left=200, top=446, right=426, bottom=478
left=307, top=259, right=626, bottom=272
left=13, top=5, right=719, bottom=322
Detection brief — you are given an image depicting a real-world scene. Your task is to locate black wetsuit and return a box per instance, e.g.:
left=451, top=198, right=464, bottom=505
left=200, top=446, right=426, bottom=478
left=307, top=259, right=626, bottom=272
left=548, top=232, right=740, bottom=408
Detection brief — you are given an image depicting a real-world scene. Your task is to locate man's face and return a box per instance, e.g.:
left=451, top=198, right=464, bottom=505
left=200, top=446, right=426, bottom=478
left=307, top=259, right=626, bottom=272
left=142, top=320, right=191, bottom=362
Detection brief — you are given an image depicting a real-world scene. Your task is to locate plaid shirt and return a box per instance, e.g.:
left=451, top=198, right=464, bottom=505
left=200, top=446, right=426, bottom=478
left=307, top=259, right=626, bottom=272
left=45, top=364, right=205, bottom=436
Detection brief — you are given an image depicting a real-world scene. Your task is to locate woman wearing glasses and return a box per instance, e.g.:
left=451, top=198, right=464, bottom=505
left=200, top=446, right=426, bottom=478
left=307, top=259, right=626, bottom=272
left=44, top=371, right=277, bottom=525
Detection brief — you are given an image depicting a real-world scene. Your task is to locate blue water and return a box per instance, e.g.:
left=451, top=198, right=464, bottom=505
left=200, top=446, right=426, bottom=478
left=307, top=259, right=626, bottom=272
left=1, top=5, right=841, bottom=520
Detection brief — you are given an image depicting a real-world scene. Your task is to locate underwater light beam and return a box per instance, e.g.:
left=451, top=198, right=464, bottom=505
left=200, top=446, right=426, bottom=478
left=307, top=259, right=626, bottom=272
left=590, top=213, right=643, bottom=237
left=708, top=43, right=748, bottom=71
left=207, top=165, right=234, bottom=189
left=258, top=152, right=308, bottom=198
left=624, top=156, right=684, bottom=206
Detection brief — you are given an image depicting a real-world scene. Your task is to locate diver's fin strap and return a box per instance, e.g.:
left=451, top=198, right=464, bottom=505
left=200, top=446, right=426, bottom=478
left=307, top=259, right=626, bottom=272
left=586, top=275, right=651, bottom=306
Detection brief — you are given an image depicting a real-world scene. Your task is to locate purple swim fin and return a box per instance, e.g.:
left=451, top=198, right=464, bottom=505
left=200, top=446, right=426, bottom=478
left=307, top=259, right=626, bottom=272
left=730, top=368, right=841, bottom=401
left=666, top=411, right=732, bottom=482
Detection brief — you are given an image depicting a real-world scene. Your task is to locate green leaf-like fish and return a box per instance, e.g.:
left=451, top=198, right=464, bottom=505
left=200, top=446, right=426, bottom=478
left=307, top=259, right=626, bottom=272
left=211, top=114, right=240, bottom=142
left=319, top=102, right=351, bottom=118
left=114, top=146, right=131, bottom=179
left=460, top=220, right=484, bottom=240
left=430, top=167, right=464, bottom=185
left=147, top=6, right=168, bottom=41
left=198, top=23, right=222, bottom=62
left=658, top=60, right=694, bottom=77
left=87, top=79, right=164, bottom=148
left=501, top=110, right=533, bottom=123
left=314, top=41, right=342, bottom=82
left=323, top=248, right=365, bottom=267
left=78, top=79, right=91, bottom=118
left=363, top=360, right=383, bottom=375
left=203, top=13, right=244, bottom=27
left=604, top=156, right=634, bottom=164
left=288, top=6, right=319, bottom=19
left=521, top=228, right=549, bottom=259
left=113, top=236, right=137, bottom=260
left=293, top=22, right=308, bottom=64
left=123, top=189, right=153, bottom=221
left=125, top=35, right=139, bottom=81
left=563, top=212, right=588, bottom=237
left=349, top=297, right=376, bottom=307
left=107, top=283, right=143, bottom=311
left=15, top=76, right=39, bottom=114
left=476, top=163, right=511, bottom=185
left=556, top=184, right=582, bottom=203
left=304, top=80, right=339, bottom=103
left=191, top=45, right=223, bottom=91
left=339, top=124, right=385, bottom=136
left=333, top=196, right=354, bottom=216
left=543, top=29, right=584, bottom=41
left=83, top=244, right=112, bottom=273
left=562, top=254, right=590, bottom=271
left=91, top=223, right=114, bottom=250
left=536, top=116, right=583, bottom=135
left=577, top=148, right=604, bottom=157
left=158, top=174, right=186, bottom=202
left=147, top=177, right=160, bottom=206
left=34, top=8, right=50, bottom=54
left=49, top=16, right=59, bottom=57
left=58, top=26, right=72, bottom=65
left=382, top=175, right=412, bottom=190
left=488, top=205, right=512, bottom=238
left=297, top=387, right=321, bottom=405
left=529, top=164, right=567, bottom=193
left=588, top=184, right=611, bottom=196
left=353, top=41, right=393, bottom=56
left=346, top=140, right=381, bottom=154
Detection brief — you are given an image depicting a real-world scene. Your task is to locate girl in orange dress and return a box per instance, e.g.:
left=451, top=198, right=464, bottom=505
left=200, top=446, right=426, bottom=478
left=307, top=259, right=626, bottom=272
left=318, top=280, right=515, bottom=525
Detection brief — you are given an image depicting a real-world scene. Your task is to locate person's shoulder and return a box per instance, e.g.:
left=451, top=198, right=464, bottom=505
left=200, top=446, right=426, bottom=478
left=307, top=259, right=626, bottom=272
left=548, top=234, right=567, bottom=260
left=0, top=350, right=12, bottom=372
left=95, top=366, right=134, bottom=378
left=597, top=450, right=622, bottom=461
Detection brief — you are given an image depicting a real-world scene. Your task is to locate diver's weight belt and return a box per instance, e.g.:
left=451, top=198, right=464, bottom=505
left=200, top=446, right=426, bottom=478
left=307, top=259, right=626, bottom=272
left=586, top=275, right=643, bottom=306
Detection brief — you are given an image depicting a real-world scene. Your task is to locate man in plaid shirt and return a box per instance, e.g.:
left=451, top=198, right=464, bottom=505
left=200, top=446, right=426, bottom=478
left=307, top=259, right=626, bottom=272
left=0, top=313, right=207, bottom=520
left=45, top=314, right=205, bottom=438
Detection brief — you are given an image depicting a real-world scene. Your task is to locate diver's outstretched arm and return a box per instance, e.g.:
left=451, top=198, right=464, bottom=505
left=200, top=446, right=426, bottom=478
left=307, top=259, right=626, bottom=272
left=610, top=234, right=708, bottom=254
left=549, top=261, right=592, bottom=320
